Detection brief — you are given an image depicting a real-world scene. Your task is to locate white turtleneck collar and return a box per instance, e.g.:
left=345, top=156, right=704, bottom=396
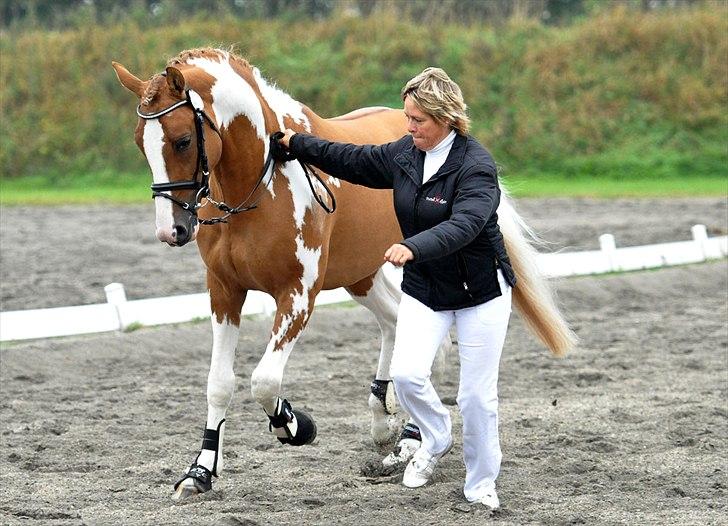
left=422, top=130, right=457, bottom=184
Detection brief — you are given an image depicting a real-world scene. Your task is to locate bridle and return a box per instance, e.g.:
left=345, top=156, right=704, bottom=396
left=136, top=88, right=335, bottom=225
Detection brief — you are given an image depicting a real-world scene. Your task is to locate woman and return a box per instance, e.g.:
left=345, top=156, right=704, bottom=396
left=278, top=67, right=511, bottom=509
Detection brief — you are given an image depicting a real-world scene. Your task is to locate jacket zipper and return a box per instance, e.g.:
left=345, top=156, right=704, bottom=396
left=413, top=186, right=424, bottom=231
left=457, top=253, right=474, bottom=300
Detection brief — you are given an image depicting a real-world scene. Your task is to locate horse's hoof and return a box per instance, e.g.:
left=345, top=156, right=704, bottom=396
left=171, top=483, right=200, bottom=501
left=382, top=437, right=421, bottom=469
left=172, top=463, right=212, bottom=500
left=278, top=409, right=317, bottom=446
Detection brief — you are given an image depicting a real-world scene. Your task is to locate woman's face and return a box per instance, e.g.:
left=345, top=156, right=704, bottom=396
left=404, top=96, right=451, bottom=151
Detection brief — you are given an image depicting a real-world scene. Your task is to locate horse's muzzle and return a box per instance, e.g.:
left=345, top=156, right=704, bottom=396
left=156, top=218, right=198, bottom=247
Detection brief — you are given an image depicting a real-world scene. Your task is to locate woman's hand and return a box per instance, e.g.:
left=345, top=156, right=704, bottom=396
left=384, top=243, right=414, bottom=267
left=278, top=128, right=297, bottom=148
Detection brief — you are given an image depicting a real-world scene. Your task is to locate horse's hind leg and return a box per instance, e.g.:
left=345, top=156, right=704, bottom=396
left=349, top=265, right=452, bottom=467
left=173, top=290, right=244, bottom=501
left=347, top=265, right=404, bottom=445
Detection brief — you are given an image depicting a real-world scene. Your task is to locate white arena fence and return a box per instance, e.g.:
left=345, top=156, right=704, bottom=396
left=1, top=225, right=725, bottom=342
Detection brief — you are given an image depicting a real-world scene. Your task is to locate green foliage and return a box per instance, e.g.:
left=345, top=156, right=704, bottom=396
left=0, top=5, right=725, bottom=183
left=1, top=171, right=723, bottom=205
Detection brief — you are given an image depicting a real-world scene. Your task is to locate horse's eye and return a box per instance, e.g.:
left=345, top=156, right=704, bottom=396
left=174, top=136, right=192, bottom=152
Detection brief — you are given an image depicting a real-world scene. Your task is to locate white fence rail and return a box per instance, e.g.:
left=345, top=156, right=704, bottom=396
left=1, top=225, right=726, bottom=342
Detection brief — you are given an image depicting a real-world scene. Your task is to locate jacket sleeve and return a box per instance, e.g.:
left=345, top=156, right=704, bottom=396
left=400, top=169, right=499, bottom=262
left=288, top=133, right=399, bottom=189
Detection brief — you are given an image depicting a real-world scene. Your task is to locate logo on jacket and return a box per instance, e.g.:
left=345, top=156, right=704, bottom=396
left=425, top=195, right=448, bottom=205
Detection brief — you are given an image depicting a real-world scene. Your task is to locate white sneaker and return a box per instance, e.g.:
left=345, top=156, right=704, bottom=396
left=472, top=490, right=500, bottom=510
left=402, top=441, right=452, bottom=488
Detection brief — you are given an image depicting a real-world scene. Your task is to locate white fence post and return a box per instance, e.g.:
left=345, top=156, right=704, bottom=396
left=599, top=233, right=618, bottom=272
left=104, top=282, right=128, bottom=331
left=691, top=224, right=709, bottom=261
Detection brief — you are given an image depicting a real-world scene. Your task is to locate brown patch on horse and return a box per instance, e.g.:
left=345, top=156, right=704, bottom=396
left=329, top=107, right=392, bottom=121
left=347, top=274, right=375, bottom=297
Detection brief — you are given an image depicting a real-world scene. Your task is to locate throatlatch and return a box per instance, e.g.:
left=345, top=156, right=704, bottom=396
left=173, top=419, right=225, bottom=493
left=267, top=398, right=317, bottom=446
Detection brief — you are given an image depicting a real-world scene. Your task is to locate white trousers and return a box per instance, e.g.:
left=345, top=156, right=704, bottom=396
left=390, top=270, right=512, bottom=501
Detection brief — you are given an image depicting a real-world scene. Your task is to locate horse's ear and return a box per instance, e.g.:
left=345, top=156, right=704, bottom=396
left=112, top=61, right=146, bottom=98
left=165, top=66, right=186, bottom=97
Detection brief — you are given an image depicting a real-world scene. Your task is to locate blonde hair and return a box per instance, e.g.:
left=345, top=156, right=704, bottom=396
left=401, top=67, right=470, bottom=135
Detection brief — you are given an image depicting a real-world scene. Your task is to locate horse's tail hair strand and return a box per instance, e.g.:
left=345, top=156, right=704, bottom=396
left=498, top=191, right=578, bottom=357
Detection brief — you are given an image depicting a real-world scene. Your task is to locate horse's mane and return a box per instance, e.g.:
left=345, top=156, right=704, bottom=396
left=167, top=47, right=250, bottom=69
left=141, top=74, right=167, bottom=106
left=142, top=47, right=251, bottom=106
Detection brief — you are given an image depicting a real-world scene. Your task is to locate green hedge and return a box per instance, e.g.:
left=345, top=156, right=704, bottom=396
left=1, top=5, right=725, bottom=180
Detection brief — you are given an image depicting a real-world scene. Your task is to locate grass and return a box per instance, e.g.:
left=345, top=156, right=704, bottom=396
left=502, top=175, right=727, bottom=198
left=2, top=7, right=726, bottom=182
left=1, top=172, right=725, bottom=206
left=0, top=172, right=150, bottom=205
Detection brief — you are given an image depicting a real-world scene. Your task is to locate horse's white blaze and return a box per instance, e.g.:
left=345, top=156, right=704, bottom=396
left=142, top=119, right=175, bottom=240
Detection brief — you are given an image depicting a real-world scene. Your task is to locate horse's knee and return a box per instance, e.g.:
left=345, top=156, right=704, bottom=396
left=207, top=371, right=235, bottom=409
left=250, top=365, right=281, bottom=407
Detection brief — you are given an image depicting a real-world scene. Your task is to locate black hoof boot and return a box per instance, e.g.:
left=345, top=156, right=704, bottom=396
left=171, top=420, right=224, bottom=500
left=285, top=408, right=317, bottom=446
left=268, top=398, right=317, bottom=446
left=172, top=464, right=213, bottom=500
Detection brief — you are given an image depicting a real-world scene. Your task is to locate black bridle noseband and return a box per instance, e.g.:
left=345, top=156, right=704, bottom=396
left=136, top=88, right=335, bottom=225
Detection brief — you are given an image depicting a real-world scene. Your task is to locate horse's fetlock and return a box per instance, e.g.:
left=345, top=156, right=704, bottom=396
left=250, top=368, right=282, bottom=408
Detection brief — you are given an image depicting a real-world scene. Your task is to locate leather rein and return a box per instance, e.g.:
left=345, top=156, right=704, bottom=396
left=136, top=88, right=335, bottom=225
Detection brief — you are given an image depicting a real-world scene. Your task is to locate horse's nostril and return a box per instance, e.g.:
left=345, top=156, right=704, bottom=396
left=174, top=225, right=188, bottom=241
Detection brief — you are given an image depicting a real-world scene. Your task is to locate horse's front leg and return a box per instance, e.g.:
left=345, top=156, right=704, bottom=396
left=250, top=291, right=318, bottom=446
left=173, top=289, right=245, bottom=501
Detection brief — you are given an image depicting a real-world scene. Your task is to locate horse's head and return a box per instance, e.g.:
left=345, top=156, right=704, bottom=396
left=114, top=49, right=317, bottom=245
left=112, top=60, right=223, bottom=246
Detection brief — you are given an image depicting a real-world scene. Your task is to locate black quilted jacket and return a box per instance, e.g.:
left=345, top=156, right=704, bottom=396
left=288, top=132, right=516, bottom=311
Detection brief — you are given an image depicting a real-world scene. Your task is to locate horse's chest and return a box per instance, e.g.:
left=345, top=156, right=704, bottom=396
left=199, top=225, right=319, bottom=293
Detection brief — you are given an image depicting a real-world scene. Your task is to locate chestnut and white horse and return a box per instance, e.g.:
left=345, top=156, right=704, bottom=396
left=112, top=48, right=575, bottom=500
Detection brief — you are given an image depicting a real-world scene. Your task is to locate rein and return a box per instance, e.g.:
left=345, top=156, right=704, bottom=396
left=136, top=89, right=335, bottom=225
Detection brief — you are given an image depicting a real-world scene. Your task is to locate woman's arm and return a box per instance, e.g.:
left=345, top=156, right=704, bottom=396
left=401, top=170, right=499, bottom=262
left=279, top=129, right=401, bottom=189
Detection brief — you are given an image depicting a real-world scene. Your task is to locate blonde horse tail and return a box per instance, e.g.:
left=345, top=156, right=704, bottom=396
left=498, top=188, right=578, bottom=357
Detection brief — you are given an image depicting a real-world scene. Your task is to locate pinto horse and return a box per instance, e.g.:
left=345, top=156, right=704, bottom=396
left=112, top=48, right=576, bottom=500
